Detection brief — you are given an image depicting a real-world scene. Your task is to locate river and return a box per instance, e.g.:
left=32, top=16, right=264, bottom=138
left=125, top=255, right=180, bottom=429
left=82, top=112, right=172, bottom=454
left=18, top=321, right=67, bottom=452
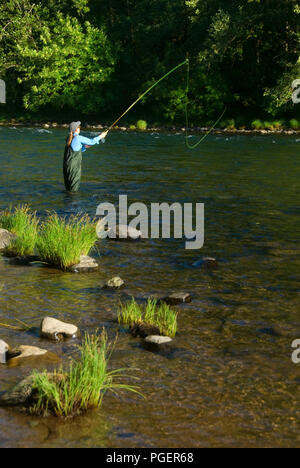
left=0, top=126, right=299, bottom=447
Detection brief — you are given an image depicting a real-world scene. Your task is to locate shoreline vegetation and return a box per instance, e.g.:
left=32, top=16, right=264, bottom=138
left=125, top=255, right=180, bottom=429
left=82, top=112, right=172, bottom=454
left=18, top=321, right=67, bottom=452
left=1, top=119, right=300, bottom=136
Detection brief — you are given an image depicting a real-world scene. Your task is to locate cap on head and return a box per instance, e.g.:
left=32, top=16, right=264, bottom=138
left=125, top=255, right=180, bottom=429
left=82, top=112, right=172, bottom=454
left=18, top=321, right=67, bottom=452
left=69, top=121, right=81, bottom=133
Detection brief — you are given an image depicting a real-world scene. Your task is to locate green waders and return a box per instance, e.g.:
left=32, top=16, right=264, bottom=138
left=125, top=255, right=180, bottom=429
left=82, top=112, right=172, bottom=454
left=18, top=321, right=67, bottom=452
left=63, top=144, right=82, bottom=192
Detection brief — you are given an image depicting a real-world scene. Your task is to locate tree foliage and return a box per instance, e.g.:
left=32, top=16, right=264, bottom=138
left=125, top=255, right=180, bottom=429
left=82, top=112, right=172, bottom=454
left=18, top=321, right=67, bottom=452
left=0, top=0, right=299, bottom=122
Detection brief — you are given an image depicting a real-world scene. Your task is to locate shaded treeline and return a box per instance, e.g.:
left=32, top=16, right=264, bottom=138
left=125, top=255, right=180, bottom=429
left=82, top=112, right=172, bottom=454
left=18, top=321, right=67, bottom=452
left=0, top=0, right=299, bottom=125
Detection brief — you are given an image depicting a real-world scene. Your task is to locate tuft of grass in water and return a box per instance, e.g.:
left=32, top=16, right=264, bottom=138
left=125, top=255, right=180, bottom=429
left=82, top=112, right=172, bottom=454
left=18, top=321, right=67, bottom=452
left=136, top=120, right=147, bottom=131
left=118, top=298, right=177, bottom=338
left=30, top=331, right=143, bottom=417
left=0, top=205, right=39, bottom=256
left=36, top=213, right=98, bottom=270
left=118, top=297, right=142, bottom=325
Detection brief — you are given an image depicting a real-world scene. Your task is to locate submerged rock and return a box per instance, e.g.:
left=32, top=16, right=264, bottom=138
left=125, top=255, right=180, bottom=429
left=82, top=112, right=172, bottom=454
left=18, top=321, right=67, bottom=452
left=0, top=373, right=65, bottom=407
left=9, top=255, right=40, bottom=266
left=130, top=322, right=160, bottom=338
left=69, top=255, right=98, bottom=273
left=7, top=345, right=48, bottom=360
left=0, top=339, right=9, bottom=364
left=40, top=317, right=80, bottom=341
left=160, top=292, right=192, bottom=305
left=0, top=375, right=35, bottom=406
left=104, top=276, right=125, bottom=289
left=0, top=229, right=17, bottom=250
left=193, top=257, right=218, bottom=269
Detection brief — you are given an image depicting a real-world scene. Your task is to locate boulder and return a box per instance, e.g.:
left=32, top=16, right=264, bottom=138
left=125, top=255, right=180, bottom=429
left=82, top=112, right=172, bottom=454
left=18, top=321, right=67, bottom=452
left=69, top=255, right=98, bottom=273
left=0, top=339, right=9, bottom=364
left=0, top=229, right=17, bottom=250
left=104, top=276, right=125, bottom=289
left=40, top=317, right=80, bottom=341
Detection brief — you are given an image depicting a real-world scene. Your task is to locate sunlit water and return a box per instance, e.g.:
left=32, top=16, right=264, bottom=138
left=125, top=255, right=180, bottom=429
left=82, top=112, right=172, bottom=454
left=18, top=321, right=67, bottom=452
left=0, top=127, right=299, bottom=447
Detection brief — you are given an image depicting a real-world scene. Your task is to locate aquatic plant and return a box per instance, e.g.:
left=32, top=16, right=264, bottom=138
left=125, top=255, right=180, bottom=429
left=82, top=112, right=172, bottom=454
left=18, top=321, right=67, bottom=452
left=118, top=298, right=177, bottom=338
left=0, top=205, right=39, bottom=256
left=136, top=120, right=147, bottom=131
left=36, top=213, right=98, bottom=270
left=30, top=331, right=142, bottom=417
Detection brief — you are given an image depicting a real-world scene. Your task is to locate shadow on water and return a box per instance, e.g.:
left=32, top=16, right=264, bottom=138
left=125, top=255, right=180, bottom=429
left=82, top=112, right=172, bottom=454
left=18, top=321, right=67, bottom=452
left=0, top=127, right=299, bottom=447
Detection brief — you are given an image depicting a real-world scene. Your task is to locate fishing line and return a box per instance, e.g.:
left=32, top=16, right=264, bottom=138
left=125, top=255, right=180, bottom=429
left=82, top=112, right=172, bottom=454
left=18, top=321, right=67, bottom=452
left=107, top=58, right=226, bottom=149
left=185, top=58, right=226, bottom=149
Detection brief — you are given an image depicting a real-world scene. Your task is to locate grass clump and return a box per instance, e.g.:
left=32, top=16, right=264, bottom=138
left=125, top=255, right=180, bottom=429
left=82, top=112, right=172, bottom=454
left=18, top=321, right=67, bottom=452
left=136, top=120, right=147, bottom=131
left=289, top=119, right=299, bottom=129
left=30, top=331, right=142, bottom=417
left=0, top=205, right=39, bottom=256
left=251, top=119, right=264, bottom=130
left=118, top=298, right=177, bottom=338
left=36, top=213, right=98, bottom=270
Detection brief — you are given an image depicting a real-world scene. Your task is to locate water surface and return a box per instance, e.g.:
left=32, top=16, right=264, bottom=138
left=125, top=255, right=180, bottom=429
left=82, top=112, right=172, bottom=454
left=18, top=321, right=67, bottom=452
left=0, top=127, right=299, bottom=447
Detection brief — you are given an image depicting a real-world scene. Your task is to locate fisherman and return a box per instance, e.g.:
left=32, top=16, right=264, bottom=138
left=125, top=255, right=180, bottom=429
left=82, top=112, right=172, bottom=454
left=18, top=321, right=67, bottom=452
left=63, top=121, right=108, bottom=192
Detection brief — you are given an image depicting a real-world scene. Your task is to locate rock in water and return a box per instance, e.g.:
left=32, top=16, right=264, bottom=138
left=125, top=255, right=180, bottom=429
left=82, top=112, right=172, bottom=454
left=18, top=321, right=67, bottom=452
left=69, top=255, right=98, bottom=273
left=193, top=257, right=218, bottom=269
left=130, top=322, right=160, bottom=338
left=0, top=375, right=35, bottom=406
left=40, top=317, right=80, bottom=341
left=144, top=335, right=173, bottom=345
left=104, top=277, right=125, bottom=289
left=0, top=229, right=17, bottom=250
left=0, top=339, right=9, bottom=364
left=160, top=292, right=192, bottom=305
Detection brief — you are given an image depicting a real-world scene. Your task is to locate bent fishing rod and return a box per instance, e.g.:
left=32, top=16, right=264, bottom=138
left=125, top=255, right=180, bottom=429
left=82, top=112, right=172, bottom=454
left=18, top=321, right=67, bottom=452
left=104, top=58, right=226, bottom=148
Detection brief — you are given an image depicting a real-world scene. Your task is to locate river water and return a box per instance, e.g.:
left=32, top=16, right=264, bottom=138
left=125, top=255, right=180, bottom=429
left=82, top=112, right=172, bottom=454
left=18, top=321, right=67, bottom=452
left=0, top=127, right=299, bottom=447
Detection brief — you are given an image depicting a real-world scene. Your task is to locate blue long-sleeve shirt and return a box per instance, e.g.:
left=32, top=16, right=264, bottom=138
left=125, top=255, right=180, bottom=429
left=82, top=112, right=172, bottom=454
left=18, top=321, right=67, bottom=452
left=71, top=134, right=102, bottom=152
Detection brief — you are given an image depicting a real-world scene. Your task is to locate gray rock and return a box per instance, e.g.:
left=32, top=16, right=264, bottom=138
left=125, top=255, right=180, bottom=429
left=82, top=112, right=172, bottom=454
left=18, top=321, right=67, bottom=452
left=144, top=335, right=173, bottom=345
left=0, top=339, right=9, bottom=364
left=0, top=229, right=17, bottom=250
left=105, top=276, right=125, bottom=289
left=96, top=218, right=141, bottom=241
left=69, top=255, right=98, bottom=273
left=40, top=317, right=80, bottom=341
left=160, top=292, right=192, bottom=305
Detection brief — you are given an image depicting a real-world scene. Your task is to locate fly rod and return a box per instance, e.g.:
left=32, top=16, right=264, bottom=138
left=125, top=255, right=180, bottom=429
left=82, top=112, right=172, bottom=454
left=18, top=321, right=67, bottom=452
left=106, top=59, right=188, bottom=134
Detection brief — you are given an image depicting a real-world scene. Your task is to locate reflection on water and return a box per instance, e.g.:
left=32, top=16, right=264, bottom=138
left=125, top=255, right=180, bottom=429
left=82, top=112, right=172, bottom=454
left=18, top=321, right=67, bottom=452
left=0, top=127, right=299, bottom=447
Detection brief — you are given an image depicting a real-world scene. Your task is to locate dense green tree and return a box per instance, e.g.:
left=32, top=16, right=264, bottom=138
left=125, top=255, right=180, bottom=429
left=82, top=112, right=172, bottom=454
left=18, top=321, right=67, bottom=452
left=0, top=0, right=299, bottom=123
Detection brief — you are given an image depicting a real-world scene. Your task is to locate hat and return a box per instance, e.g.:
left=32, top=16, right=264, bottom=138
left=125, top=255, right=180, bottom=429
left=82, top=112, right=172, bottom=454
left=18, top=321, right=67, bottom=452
left=69, top=121, right=81, bottom=133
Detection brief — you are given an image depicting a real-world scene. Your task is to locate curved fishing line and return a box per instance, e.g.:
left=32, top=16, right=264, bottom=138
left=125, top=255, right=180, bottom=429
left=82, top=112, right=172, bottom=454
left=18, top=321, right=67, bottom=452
left=107, top=60, right=188, bottom=133
left=184, top=58, right=226, bottom=149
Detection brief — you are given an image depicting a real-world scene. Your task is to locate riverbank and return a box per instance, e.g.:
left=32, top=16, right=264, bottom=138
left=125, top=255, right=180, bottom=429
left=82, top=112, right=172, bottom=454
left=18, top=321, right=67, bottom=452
left=0, top=120, right=300, bottom=136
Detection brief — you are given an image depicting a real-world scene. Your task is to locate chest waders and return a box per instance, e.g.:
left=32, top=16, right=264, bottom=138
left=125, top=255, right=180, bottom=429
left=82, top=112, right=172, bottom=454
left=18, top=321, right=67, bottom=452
left=63, top=143, right=82, bottom=192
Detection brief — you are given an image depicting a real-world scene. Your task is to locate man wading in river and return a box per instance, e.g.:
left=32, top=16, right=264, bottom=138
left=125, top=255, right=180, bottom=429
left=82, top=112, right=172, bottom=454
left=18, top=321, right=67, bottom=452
left=64, top=121, right=108, bottom=192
